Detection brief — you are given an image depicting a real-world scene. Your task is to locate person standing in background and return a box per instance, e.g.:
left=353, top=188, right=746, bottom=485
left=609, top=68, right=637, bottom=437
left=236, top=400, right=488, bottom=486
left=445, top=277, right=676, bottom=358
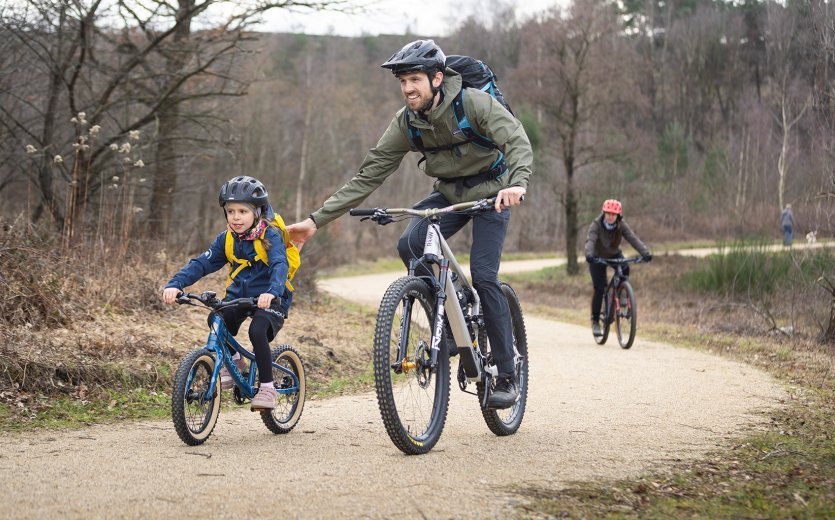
left=781, top=204, right=796, bottom=247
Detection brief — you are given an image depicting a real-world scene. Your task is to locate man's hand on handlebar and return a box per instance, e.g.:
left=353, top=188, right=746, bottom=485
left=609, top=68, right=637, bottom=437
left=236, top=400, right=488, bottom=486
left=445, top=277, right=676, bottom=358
left=495, top=186, right=526, bottom=212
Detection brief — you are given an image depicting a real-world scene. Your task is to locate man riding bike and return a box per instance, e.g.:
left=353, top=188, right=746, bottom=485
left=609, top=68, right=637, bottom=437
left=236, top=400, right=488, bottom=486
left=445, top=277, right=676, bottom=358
left=287, top=39, right=533, bottom=408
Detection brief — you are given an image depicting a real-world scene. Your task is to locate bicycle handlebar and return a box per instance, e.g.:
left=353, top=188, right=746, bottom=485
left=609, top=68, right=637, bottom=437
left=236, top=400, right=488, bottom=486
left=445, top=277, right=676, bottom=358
left=176, top=291, right=259, bottom=310
left=349, top=197, right=499, bottom=222
left=593, top=256, right=644, bottom=266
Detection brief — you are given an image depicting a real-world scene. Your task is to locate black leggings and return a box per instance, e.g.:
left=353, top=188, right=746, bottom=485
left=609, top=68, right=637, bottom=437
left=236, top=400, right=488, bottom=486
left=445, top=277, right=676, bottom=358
left=216, top=305, right=285, bottom=384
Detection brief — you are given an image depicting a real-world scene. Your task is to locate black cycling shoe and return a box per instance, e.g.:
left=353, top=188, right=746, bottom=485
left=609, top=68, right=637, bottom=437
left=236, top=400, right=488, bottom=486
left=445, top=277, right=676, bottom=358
left=487, top=375, right=519, bottom=409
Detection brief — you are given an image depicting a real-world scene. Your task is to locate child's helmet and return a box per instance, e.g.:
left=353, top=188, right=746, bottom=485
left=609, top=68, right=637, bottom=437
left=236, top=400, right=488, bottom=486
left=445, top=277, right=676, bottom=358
left=381, top=39, right=446, bottom=75
left=602, top=199, right=622, bottom=215
left=219, top=176, right=269, bottom=208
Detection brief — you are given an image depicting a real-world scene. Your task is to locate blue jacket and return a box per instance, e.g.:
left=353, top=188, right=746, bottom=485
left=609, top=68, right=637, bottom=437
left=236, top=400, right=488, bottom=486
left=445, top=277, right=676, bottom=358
left=165, top=226, right=292, bottom=314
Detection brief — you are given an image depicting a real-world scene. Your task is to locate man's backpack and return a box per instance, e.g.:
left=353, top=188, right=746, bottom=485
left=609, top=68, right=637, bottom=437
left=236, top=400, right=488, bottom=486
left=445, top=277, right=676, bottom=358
left=446, top=55, right=513, bottom=115
left=405, top=55, right=514, bottom=154
left=224, top=212, right=301, bottom=292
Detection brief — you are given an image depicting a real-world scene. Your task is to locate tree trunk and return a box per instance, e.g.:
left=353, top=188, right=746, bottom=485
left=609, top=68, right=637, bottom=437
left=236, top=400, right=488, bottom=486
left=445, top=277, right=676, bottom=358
left=148, top=0, right=193, bottom=236
left=564, top=158, right=579, bottom=275
left=295, top=55, right=313, bottom=223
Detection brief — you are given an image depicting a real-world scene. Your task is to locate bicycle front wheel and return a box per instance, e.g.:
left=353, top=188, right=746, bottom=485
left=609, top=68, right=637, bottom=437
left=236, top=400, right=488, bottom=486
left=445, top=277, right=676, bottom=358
left=615, top=281, right=637, bottom=349
left=260, top=344, right=306, bottom=434
left=478, top=282, right=529, bottom=436
left=172, top=348, right=221, bottom=446
left=374, top=276, right=450, bottom=455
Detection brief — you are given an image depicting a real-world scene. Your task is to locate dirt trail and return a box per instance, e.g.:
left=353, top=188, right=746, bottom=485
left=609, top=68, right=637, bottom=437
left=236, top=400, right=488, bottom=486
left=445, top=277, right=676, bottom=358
left=0, top=261, right=786, bottom=519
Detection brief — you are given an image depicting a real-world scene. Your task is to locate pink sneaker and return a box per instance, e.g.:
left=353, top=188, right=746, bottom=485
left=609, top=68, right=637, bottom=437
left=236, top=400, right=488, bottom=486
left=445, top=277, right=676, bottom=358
left=219, top=357, right=248, bottom=390
left=250, top=384, right=277, bottom=411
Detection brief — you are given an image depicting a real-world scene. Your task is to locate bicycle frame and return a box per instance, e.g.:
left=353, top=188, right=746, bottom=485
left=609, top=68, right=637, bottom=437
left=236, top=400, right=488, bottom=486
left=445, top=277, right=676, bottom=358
left=604, top=264, right=628, bottom=321
left=186, top=309, right=301, bottom=400
left=408, top=217, right=496, bottom=386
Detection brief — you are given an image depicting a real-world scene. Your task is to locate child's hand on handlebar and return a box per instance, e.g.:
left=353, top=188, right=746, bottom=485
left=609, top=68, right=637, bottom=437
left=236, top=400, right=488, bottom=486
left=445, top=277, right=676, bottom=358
left=495, top=186, right=526, bottom=212
left=257, top=293, right=275, bottom=309
left=163, top=287, right=181, bottom=305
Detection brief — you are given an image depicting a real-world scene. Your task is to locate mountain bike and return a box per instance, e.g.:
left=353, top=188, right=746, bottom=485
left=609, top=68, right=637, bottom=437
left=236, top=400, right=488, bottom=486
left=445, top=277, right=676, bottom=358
left=171, top=292, right=305, bottom=446
left=350, top=198, right=528, bottom=455
left=592, top=257, right=644, bottom=349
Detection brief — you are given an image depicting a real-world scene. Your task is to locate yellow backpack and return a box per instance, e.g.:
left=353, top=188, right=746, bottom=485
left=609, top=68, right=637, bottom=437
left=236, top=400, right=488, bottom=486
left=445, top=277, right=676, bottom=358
left=224, top=213, right=300, bottom=292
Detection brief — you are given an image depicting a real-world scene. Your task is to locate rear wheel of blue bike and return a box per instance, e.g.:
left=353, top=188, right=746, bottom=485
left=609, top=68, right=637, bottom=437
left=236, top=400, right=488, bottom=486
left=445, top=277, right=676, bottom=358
left=477, top=283, right=529, bottom=436
left=172, top=348, right=221, bottom=446
left=374, top=276, right=450, bottom=455
left=615, top=281, right=637, bottom=349
left=260, top=344, right=306, bottom=434
left=594, top=287, right=612, bottom=345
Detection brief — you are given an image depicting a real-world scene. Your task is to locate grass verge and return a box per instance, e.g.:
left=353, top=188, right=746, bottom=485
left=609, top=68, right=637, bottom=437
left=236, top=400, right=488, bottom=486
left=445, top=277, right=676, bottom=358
left=505, top=258, right=834, bottom=518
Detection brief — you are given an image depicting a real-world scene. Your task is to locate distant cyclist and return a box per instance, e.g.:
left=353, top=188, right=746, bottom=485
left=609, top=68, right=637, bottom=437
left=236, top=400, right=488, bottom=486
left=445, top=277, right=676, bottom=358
left=584, top=199, right=652, bottom=337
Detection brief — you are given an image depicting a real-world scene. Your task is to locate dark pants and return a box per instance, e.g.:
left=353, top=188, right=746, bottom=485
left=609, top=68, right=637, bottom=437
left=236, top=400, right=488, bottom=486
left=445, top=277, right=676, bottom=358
left=589, top=254, right=629, bottom=322
left=217, top=304, right=285, bottom=384
left=396, top=191, right=515, bottom=376
left=783, top=225, right=793, bottom=246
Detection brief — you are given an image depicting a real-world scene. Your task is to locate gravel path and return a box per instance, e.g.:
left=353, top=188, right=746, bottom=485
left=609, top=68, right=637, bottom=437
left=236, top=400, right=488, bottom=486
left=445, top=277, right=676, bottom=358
left=0, top=261, right=786, bottom=519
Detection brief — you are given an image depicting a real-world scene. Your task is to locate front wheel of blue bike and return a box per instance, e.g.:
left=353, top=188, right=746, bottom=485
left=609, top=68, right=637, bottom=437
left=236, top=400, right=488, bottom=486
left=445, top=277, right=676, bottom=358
left=477, top=282, right=528, bottom=436
left=374, top=276, right=450, bottom=455
left=172, top=348, right=221, bottom=446
left=260, top=344, right=306, bottom=434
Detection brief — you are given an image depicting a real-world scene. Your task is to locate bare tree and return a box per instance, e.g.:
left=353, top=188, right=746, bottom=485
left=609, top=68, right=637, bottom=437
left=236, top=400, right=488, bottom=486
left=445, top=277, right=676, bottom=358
left=0, top=0, right=353, bottom=237
left=519, top=0, right=640, bottom=274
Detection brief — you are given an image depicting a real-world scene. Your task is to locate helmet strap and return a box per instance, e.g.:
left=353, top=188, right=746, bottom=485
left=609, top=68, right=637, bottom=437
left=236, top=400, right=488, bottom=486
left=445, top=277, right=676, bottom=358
left=418, top=70, right=443, bottom=115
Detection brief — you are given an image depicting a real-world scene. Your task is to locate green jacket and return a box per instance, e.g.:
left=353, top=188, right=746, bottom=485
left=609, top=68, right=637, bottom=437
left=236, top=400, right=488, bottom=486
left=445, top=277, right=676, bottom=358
left=311, top=70, right=533, bottom=227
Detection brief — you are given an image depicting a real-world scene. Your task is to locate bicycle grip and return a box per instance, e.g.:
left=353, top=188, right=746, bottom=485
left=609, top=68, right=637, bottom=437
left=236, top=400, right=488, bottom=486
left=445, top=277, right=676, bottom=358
left=349, top=208, right=377, bottom=217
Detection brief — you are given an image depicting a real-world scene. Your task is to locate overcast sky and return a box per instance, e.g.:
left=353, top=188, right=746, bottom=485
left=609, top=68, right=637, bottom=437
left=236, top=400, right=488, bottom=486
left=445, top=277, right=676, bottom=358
left=256, top=0, right=564, bottom=37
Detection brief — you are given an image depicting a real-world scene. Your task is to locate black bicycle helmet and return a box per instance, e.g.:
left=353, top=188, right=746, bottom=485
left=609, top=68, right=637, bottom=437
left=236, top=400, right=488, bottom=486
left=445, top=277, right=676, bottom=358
left=218, top=176, right=269, bottom=208
left=381, top=39, right=446, bottom=75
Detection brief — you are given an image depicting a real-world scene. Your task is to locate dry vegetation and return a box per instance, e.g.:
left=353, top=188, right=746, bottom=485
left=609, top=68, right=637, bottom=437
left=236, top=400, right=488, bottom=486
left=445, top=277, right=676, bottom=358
left=0, top=223, right=374, bottom=428
left=504, top=251, right=835, bottom=518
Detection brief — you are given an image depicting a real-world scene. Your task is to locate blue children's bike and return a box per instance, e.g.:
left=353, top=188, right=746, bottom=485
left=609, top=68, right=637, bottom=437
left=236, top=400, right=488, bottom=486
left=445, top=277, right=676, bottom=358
left=171, top=291, right=306, bottom=446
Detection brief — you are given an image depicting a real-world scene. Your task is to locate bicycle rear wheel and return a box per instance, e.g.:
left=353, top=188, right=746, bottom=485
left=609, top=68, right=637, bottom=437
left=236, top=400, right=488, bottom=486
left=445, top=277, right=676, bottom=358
left=615, top=281, right=637, bottom=349
left=594, top=286, right=612, bottom=345
left=374, top=276, right=450, bottom=455
left=260, top=344, right=306, bottom=434
left=172, top=348, right=221, bottom=446
left=478, top=282, right=528, bottom=436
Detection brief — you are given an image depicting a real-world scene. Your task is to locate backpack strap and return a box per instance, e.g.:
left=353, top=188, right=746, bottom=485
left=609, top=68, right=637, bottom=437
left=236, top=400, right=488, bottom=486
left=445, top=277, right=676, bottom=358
left=224, top=229, right=294, bottom=292
left=224, top=230, right=252, bottom=289
left=403, top=89, right=497, bottom=157
left=450, top=89, right=496, bottom=150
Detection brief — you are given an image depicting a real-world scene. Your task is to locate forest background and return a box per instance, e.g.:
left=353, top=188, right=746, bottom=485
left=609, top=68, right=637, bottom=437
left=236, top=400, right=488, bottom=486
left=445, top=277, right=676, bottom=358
left=0, top=0, right=833, bottom=276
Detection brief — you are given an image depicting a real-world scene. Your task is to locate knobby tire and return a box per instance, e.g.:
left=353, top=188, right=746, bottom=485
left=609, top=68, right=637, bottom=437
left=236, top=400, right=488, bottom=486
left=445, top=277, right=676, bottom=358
left=477, top=282, right=529, bottom=436
left=615, top=281, right=637, bottom=349
left=172, top=348, right=221, bottom=446
left=260, top=344, right=306, bottom=434
left=373, top=276, right=450, bottom=455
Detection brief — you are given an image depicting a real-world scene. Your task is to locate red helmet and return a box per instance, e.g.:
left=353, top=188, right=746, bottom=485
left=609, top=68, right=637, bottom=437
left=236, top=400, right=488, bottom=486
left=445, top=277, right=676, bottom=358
left=602, top=199, right=622, bottom=215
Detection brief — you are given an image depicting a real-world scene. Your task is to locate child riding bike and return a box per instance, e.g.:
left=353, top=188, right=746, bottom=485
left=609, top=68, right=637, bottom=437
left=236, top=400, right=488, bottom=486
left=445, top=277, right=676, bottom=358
left=162, top=176, right=294, bottom=410
left=584, top=199, right=652, bottom=337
